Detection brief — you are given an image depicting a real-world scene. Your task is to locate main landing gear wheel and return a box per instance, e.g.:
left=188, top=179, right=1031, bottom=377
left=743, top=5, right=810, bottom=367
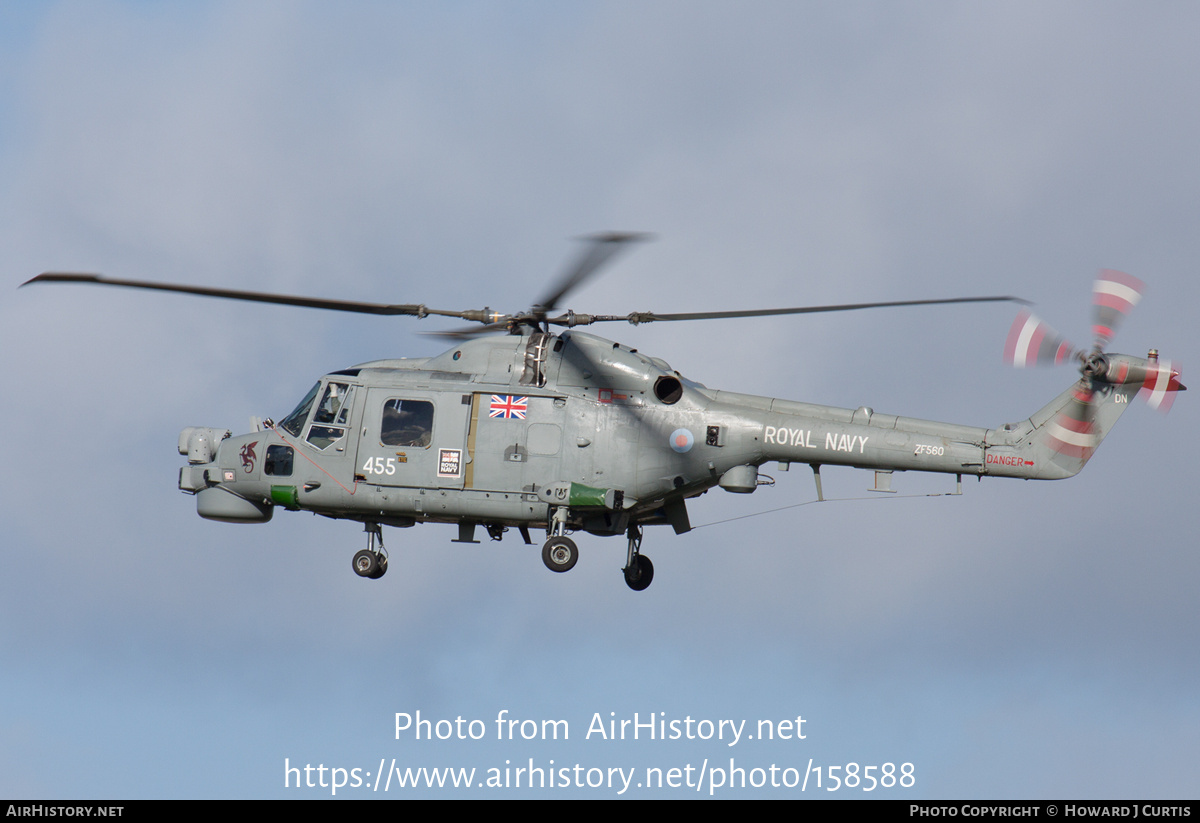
left=623, top=554, right=654, bottom=591
left=369, top=554, right=387, bottom=579
left=353, top=522, right=388, bottom=579
left=542, top=536, right=578, bottom=573
left=353, top=549, right=386, bottom=579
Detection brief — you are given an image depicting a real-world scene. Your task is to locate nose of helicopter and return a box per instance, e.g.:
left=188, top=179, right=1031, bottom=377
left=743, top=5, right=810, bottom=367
left=177, top=427, right=276, bottom=523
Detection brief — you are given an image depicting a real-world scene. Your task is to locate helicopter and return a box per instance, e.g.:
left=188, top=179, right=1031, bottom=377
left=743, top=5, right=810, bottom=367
left=22, top=234, right=1184, bottom=591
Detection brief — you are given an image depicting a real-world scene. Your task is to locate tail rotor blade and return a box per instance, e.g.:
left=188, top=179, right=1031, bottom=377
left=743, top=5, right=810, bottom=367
left=1140, top=359, right=1185, bottom=413
left=1004, top=309, right=1077, bottom=367
left=1092, top=269, right=1144, bottom=351
left=1043, top=384, right=1098, bottom=458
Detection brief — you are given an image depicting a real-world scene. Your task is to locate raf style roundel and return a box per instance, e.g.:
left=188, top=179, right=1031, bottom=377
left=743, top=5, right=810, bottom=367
left=669, top=428, right=694, bottom=453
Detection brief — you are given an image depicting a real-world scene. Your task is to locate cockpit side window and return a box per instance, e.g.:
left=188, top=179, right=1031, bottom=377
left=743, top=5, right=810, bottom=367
left=380, top=399, right=434, bottom=448
left=307, top=382, right=355, bottom=450
left=314, top=382, right=352, bottom=424
left=335, top=385, right=356, bottom=425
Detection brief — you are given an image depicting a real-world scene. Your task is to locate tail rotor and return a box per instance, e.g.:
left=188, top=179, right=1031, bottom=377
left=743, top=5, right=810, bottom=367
left=1003, top=270, right=1183, bottom=460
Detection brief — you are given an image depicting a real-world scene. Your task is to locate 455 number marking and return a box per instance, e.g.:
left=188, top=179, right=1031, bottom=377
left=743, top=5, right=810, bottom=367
left=363, top=456, right=400, bottom=476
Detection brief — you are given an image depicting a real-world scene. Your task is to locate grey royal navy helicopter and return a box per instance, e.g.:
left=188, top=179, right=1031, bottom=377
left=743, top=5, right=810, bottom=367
left=22, top=235, right=1184, bottom=590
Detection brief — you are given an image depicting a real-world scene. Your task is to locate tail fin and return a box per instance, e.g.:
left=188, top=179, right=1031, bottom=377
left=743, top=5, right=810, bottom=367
left=994, top=352, right=1182, bottom=479
left=1020, top=379, right=1138, bottom=479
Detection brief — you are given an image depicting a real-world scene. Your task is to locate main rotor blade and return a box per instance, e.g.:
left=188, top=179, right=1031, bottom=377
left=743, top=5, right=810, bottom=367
left=532, top=232, right=652, bottom=315
left=422, top=322, right=509, bottom=340
left=571, top=295, right=1029, bottom=326
left=21, top=272, right=476, bottom=320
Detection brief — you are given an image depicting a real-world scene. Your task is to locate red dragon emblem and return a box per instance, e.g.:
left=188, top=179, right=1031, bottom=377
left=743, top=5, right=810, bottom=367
left=240, top=440, right=259, bottom=473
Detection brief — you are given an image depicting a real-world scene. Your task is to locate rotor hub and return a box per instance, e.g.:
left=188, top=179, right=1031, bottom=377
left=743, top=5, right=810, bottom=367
left=1082, top=352, right=1109, bottom=379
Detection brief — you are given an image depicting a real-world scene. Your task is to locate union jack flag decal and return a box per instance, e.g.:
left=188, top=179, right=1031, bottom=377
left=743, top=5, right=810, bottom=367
left=489, top=395, right=528, bottom=419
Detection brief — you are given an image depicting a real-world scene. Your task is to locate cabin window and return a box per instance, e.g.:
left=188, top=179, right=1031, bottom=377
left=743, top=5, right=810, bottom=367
left=381, top=399, right=434, bottom=448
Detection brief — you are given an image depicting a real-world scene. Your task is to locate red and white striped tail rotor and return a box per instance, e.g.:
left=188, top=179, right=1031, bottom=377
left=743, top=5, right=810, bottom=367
left=1003, top=309, right=1077, bottom=367
left=1092, top=269, right=1144, bottom=352
left=1008, top=271, right=1183, bottom=457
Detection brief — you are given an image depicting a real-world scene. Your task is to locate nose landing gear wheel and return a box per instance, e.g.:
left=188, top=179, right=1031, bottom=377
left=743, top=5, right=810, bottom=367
left=542, top=536, right=578, bottom=572
left=623, top=554, right=654, bottom=591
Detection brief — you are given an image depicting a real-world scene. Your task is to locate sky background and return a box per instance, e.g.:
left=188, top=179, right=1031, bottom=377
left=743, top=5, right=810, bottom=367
left=2, top=1, right=1197, bottom=799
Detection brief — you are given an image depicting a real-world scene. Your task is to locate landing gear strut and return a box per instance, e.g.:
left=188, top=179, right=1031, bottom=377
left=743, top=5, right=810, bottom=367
left=542, top=507, right=578, bottom=573
left=542, top=536, right=578, bottom=572
left=352, top=522, right=388, bottom=579
left=622, top=524, right=654, bottom=591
